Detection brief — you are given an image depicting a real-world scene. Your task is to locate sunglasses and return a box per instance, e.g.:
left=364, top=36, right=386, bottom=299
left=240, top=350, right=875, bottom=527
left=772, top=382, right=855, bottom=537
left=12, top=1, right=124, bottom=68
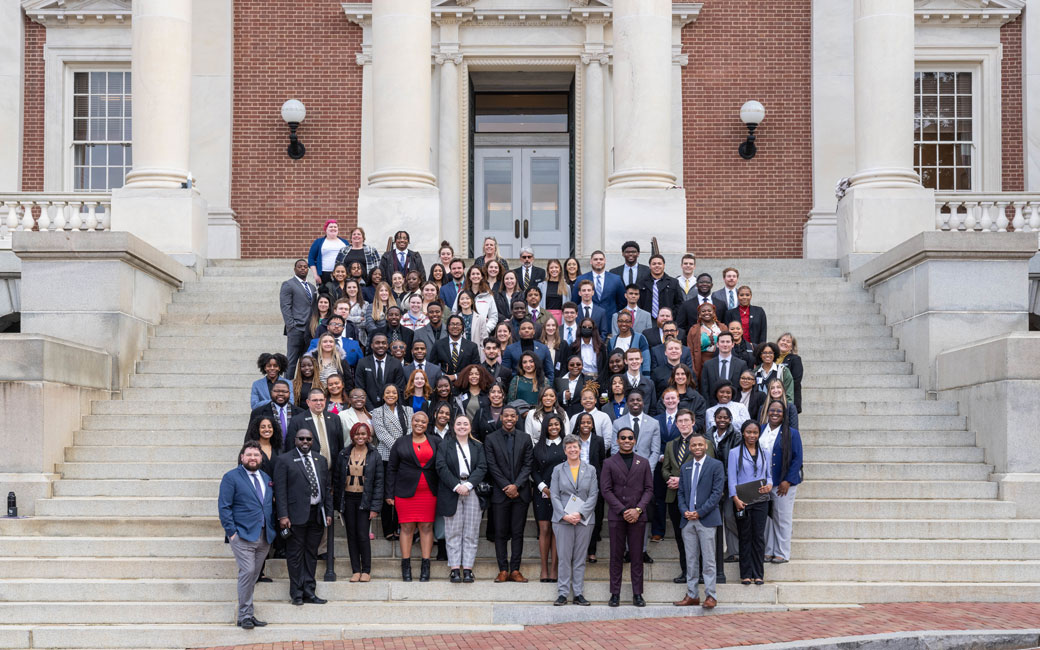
left=297, top=437, right=313, bottom=441
left=618, top=436, right=635, bottom=441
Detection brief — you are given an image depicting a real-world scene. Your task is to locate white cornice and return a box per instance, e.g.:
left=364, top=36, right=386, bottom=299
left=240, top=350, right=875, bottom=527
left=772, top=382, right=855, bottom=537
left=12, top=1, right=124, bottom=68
left=343, top=2, right=701, bottom=28
left=915, top=0, right=1023, bottom=26
left=22, top=0, right=131, bottom=27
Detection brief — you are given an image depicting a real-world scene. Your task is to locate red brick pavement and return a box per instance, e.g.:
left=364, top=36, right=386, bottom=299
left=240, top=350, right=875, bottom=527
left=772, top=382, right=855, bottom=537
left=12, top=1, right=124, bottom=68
left=195, top=602, right=1040, bottom=650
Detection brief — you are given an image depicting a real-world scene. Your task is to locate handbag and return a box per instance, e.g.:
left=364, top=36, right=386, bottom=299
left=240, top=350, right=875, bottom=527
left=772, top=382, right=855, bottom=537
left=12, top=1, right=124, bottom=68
left=458, top=443, right=493, bottom=507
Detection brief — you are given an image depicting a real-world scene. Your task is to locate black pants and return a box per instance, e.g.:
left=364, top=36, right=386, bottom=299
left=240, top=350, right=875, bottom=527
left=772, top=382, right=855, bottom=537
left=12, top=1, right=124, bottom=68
left=651, top=470, right=668, bottom=537
left=285, top=327, right=311, bottom=379
left=587, top=496, right=605, bottom=556
left=736, top=500, right=768, bottom=580
left=492, top=498, right=528, bottom=572
left=285, top=504, right=325, bottom=600
left=380, top=460, right=398, bottom=538
left=341, top=494, right=372, bottom=574
left=667, top=500, right=687, bottom=574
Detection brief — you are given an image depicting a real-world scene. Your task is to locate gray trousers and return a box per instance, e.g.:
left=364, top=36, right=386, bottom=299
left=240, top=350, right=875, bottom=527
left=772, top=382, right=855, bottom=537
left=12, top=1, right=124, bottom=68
left=553, top=521, right=594, bottom=598
left=682, top=519, right=717, bottom=600
left=765, top=484, right=797, bottom=560
left=723, top=498, right=740, bottom=557
left=444, top=491, right=481, bottom=568
left=230, top=534, right=270, bottom=623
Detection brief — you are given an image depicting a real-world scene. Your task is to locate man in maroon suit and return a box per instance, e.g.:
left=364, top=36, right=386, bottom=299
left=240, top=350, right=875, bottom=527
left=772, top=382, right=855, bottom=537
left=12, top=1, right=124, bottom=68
left=600, top=427, right=654, bottom=607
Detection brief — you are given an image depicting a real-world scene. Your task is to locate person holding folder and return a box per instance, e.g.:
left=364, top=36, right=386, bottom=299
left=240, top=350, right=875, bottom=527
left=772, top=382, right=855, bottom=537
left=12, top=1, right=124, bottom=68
left=550, top=434, right=599, bottom=606
left=727, top=420, right=772, bottom=586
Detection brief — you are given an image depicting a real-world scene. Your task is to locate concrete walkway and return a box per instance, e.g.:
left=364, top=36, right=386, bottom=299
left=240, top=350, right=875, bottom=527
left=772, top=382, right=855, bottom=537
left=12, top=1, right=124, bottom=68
left=193, top=602, right=1040, bottom=650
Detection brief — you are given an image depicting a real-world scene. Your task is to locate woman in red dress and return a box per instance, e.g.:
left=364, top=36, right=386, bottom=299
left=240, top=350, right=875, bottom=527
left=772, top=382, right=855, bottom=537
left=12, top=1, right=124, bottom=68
left=387, top=410, right=440, bottom=582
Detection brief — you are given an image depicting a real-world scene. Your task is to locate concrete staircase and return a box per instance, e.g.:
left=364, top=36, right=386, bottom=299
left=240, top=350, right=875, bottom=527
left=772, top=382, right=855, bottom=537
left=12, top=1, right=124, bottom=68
left=1, top=258, right=1036, bottom=649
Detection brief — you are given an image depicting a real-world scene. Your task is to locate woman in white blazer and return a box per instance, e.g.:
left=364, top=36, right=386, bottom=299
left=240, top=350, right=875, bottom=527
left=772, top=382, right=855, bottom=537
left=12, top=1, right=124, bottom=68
left=549, top=434, right=598, bottom=606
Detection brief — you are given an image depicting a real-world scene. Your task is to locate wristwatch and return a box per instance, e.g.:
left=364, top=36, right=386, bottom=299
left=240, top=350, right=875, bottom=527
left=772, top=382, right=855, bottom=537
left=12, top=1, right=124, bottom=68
left=635, top=507, right=643, bottom=514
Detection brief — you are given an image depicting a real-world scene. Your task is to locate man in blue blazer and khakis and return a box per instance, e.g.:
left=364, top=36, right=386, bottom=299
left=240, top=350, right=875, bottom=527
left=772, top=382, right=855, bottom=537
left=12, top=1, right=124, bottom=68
left=674, top=433, right=725, bottom=609
left=218, top=441, right=276, bottom=629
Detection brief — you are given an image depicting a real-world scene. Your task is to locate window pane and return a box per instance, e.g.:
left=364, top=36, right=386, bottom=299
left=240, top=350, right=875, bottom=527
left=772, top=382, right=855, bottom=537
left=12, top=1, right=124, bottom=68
left=938, top=119, right=955, bottom=141
left=955, top=167, right=971, bottom=191
left=107, top=72, right=123, bottom=95
left=938, top=72, right=955, bottom=94
left=74, top=72, right=88, bottom=94
left=956, top=119, right=972, bottom=141
left=956, top=95, right=972, bottom=119
left=920, top=144, right=937, bottom=166
left=73, top=118, right=88, bottom=141
left=73, top=166, right=88, bottom=190
left=73, top=95, right=88, bottom=119
left=73, top=146, right=86, bottom=166
left=921, top=167, right=936, bottom=187
left=956, top=72, right=972, bottom=93
left=937, top=144, right=955, bottom=166
left=107, top=118, right=122, bottom=141
left=938, top=167, right=954, bottom=189
left=921, top=117, right=937, bottom=138
left=939, top=93, right=955, bottom=118
left=483, top=158, right=513, bottom=231
left=107, top=144, right=123, bottom=166
left=90, top=168, right=107, bottom=190
left=529, top=157, right=560, bottom=232
left=90, top=71, right=105, bottom=94
left=921, top=95, right=938, bottom=118
left=921, top=72, right=937, bottom=94
left=109, top=167, right=125, bottom=189
left=90, top=118, right=105, bottom=140
left=125, top=146, right=131, bottom=165
left=955, top=144, right=972, bottom=167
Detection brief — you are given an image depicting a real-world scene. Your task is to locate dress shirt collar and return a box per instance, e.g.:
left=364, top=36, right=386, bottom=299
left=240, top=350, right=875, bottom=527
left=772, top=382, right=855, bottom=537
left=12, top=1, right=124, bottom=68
left=546, top=437, right=562, bottom=446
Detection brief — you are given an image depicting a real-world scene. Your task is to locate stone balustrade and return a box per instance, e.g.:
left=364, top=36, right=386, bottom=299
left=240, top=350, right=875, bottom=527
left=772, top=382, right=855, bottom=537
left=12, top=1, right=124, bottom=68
left=935, top=193, right=1040, bottom=246
left=0, top=193, right=112, bottom=247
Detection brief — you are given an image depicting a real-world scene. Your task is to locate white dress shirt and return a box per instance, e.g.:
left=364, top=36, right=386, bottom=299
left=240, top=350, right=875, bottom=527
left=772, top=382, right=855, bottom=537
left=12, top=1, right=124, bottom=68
left=454, top=441, right=475, bottom=491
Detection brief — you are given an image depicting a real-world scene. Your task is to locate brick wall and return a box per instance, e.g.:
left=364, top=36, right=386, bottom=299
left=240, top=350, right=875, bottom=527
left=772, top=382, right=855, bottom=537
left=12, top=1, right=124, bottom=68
left=680, top=0, right=812, bottom=257
left=231, top=0, right=364, bottom=259
left=1000, top=18, right=1024, bottom=192
left=21, top=16, right=45, bottom=192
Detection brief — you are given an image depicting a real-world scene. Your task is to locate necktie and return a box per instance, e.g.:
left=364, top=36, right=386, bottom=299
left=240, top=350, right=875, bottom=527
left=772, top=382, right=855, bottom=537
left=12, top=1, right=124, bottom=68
left=302, top=281, right=312, bottom=300
left=251, top=473, right=264, bottom=503
left=398, top=251, right=406, bottom=269
left=278, top=406, right=287, bottom=436
left=728, top=289, right=735, bottom=309
left=566, top=326, right=573, bottom=344
left=524, top=267, right=530, bottom=288
left=376, top=359, right=384, bottom=386
left=451, top=341, right=459, bottom=369
left=684, top=277, right=690, bottom=293
left=632, top=416, right=640, bottom=436
left=652, top=280, right=659, bottom=318
left=532, top=308, right=538, bottom=320
left=584, top=306, right=591, bottom=320
left=302, top=453, right=319, bottom=499
left=417, top=362, right=424, bottom=373
left=692, top=461, right=701, bottom=509
left=628, top=268, right=634, bottom=286
left=720, top=358, right=728, bottom=381
left=667, top=414, right=673, bottom=432
left=676, top=437, right=688, bottom=465
left=595, top=274, right=602, bottom=298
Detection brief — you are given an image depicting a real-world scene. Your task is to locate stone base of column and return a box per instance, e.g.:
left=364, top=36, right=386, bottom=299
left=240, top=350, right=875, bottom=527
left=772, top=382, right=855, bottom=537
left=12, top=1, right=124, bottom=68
left=207, top=208, right=241, bottom=260
left=110, top=187, right=209, bottom=270
left=603, top=187, right=687, bottom=254
left=837, top=184, right=934, bottom=275
left=803, top=209, right=838, bottom=259
left=358, top=186, right=441, bottom=253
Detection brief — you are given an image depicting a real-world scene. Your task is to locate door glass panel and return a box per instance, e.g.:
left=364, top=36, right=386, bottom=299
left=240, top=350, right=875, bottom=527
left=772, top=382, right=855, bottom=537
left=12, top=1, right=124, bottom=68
left=483, top=157, right=514, bottom=232
left=529, top=157, right=560, bottom=232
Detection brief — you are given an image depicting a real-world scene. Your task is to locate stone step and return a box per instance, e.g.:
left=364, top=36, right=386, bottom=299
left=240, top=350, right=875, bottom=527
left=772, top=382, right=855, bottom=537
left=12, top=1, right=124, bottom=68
left=792, top=519, right=1040, bottom=539
left=798, top=430, right=977, bottom=447
left=130, top=373, right=259, bottom=387
left=58, top=462, right=231, bottom=480
left=800, top=387, right=924, bottom=401
left=804, top=401, right=958, bottom=416
left=775, top=582, right=1040, bottom=604
left=797, top=414, right=965, bottom=430
left=806, top=446, right=983, bottom=463
left=796, top=480, right=996, bottom=500
left=53, top=479, right=221, bottom=498
left=797, top=348, right=903, bottom=361
left=790, top=538, right=1040, bottom=560
left=801, top=462, right=991, bottom=480
left=801, top=374, right=917, bottom=388
left=119, top=387, right=253, bottom=401
left=82, top=414, right=246, bottom=430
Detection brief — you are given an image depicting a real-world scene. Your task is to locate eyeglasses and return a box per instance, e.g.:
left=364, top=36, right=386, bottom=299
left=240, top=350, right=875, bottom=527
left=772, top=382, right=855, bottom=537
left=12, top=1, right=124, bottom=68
left=618, top=436, right=635, bottom=441
left=297, top=437, right=313, bottom=441
left=521, top=254, right=534, bottom=260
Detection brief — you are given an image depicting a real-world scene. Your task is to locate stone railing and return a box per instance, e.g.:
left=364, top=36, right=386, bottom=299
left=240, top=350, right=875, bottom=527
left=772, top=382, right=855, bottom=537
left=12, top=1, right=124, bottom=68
left=0, top=193, right=112, bottom=248
left=935, top=193, right=1040, bottom=246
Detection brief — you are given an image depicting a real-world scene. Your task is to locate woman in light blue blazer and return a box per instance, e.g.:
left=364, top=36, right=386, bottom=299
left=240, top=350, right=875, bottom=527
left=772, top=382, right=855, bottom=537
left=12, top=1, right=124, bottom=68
left=549, top=434, right=598, bottom=606
left=250, top=353, right=293, bottom=409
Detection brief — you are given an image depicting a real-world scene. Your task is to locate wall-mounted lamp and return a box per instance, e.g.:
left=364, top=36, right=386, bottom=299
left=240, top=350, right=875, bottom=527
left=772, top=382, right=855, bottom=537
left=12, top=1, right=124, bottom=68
left=281, top=99, right=307, bottom=159
left=738, top=100, right=766, bottom=160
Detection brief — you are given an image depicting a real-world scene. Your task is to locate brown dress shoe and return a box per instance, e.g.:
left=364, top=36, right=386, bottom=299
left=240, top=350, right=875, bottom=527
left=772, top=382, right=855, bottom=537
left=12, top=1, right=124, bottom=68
left=673, top=595, right=700, bottom=606
left=494, top=571, right=509, bottom=583
left=650, top=535, right=664, bottom=542
left=509, top=570, right=528, bottom=583
left=702, top=596, right=717, bottom=609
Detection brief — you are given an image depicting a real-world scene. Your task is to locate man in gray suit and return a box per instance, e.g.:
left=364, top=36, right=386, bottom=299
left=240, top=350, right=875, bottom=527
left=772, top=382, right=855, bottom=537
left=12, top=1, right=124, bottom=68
left=412, top=303, right=448, bottom=353
left=608, top=389, right=661, bottom=564
left=279, top=259, right=316, bottom=378
left=674, top=433, right=725, bottom=609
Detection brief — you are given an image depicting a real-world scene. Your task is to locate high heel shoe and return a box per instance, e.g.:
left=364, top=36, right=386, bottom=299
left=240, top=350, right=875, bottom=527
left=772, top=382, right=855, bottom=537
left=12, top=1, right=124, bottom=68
left=401, top=558, right=412, bottom=582
left=419, top=558, right=431, bottom=582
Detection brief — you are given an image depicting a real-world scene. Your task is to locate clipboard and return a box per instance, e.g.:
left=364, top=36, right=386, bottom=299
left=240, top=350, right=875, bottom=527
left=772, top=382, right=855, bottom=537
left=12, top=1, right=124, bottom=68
left=735, top=478, right=769, bottom=505
left=564, top=494, right=585, bottom=515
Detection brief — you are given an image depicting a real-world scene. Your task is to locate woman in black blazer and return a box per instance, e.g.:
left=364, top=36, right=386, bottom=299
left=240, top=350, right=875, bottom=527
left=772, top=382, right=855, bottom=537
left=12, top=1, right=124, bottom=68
left=386, top=411, right=440, bottom=582
left=570, top=317, right=607, bottom=378
left=777, top=333, right=804, bottom=413
left=555, top=355, right=588, bottom=417
left=332, top=422, right=384, bottom=582
left=531, top=414, right=567, bottom=582
left=723, top=285, right=768, bottom=346
left=434, top=414, right=487, bottom=583
left=474, top=382, right=507, bottom=442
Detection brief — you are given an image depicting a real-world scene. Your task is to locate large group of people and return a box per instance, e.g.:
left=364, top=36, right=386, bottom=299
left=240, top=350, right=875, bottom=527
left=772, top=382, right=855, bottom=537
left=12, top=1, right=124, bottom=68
left=218, top=223, right=804, bottom=627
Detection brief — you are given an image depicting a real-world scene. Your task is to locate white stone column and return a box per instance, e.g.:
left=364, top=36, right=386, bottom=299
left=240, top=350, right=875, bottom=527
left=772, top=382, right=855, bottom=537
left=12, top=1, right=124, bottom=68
left=0, top=3, right=23, bottom=192
left=1024, top=0, right=1040, bottom=191
left=123, top=0, right=192, bottom=189
left=369, top=0, right=435, bottom=188
left=836, top=0, right=933, bottom=272
left=437, top=52, right=462, bottom=252
left=358, top=1, right=440, bottom=251
left=603, top=1, right=687, bottom=254
left=608, top=0, right=675, bottom=189
left=111, top=0, right=207, bottom=267
left=582, top=53, right=607, bottom=256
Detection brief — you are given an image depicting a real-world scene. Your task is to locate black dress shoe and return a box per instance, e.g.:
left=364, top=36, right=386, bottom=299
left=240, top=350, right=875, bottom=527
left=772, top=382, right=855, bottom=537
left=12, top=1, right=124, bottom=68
left=553, top=595, right=568, bottom=606
left=239, top=618, right=254, bottom=629
left=250, top=617, right=267, bottom=627
left=672, top=572, right=686, bottom=584
left=273, top=549, right=287, bottom=559
left=419, top=558, right=431, bottom=582
left=303, top=595, right=327, bottom=604
left=291, top=598, right=304, bottom=606
left=401, top=558, right=412, bottom=582
left=724, top=554, right=739, bottom=563
left=449, top=569, right=462, bottom=583
left=318, top=553, right=327, bottom=560
left=633, top=594, right=646, bottom=607
left=642, top=552, right=654, bottom=564
left=717, top=574, right=727, bottom=584
left=462, top=569, right=475, bottom=583
left=255, top=576, right=273, bottom=583
left=574, top=595, right=590, bottom=606
left=608, top=593, right=620, bottom=607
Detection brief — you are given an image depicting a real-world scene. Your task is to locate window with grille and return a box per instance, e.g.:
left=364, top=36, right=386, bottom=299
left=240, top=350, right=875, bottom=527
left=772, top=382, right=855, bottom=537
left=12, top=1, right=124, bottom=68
left=72, top=71, right=132, bottom=191
left=914, top=71, right=973, bottom=191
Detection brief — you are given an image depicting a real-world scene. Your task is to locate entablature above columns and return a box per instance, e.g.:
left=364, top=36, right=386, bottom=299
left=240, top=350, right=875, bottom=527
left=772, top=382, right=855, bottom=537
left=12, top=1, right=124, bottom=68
left=22, top=0, right=131, bottom=27
left=914, top=0, right=1023, bottom=26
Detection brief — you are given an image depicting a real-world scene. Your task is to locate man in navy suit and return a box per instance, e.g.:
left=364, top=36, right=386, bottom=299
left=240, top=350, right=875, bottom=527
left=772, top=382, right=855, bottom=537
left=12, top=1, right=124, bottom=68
left=673, top=434, right=725, bottom=609
left=610, top=240, right=650, bottom=288
left=574, top=280, right=610, bottom=340
left=379, top=230, right=425, bottom=284
left=571, top=250, right=626, bottom=311
left=218, top=441, right=276, bottom=629
left=439, top=258, right=467, bottom=310
left=502, top=319, right=556, bottom=383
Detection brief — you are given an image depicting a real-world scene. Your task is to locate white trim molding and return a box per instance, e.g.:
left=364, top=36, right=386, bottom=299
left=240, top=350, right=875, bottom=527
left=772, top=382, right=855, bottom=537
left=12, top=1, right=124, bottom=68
left=915, top=0, right=1023, bottom=27
left=22, top=0, right=131, bottom=27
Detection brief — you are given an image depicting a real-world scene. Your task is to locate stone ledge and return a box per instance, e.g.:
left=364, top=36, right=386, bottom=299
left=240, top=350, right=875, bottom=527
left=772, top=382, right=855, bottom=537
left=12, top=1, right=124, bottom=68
left=935, top=332, right=1040, bottom=391
left=0, top=334, right=112, bottom=389
left=714, top=629, right=1040, bottom=650
left=12, top=231, right=194, bottom=287
left=851, top=231, right=1039, bottom=288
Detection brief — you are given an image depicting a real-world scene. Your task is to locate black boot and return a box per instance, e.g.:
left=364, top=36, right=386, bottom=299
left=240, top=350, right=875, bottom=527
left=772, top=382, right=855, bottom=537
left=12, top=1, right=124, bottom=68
left=420, top=558, right=431, bottom=582
left=436, top=539, right=448, bottom=561
left=449, top=568, right=462, bottom=583
left=401, top=558, right=412, bottom=582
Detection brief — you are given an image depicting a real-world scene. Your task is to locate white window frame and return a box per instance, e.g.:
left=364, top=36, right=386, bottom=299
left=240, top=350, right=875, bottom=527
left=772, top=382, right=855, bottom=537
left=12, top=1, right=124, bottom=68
left=914, top=44, right=1002, bottom=192
left=67, top=66, right=132, bottom=193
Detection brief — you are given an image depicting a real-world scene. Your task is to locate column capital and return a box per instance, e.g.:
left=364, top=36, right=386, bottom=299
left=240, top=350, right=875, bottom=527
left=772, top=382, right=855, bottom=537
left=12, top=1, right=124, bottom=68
left=355, top=49, right=372, bottom=66
left=581, top=52, right=609, bottom=66
left=435, top=52, right=463, bottom=66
